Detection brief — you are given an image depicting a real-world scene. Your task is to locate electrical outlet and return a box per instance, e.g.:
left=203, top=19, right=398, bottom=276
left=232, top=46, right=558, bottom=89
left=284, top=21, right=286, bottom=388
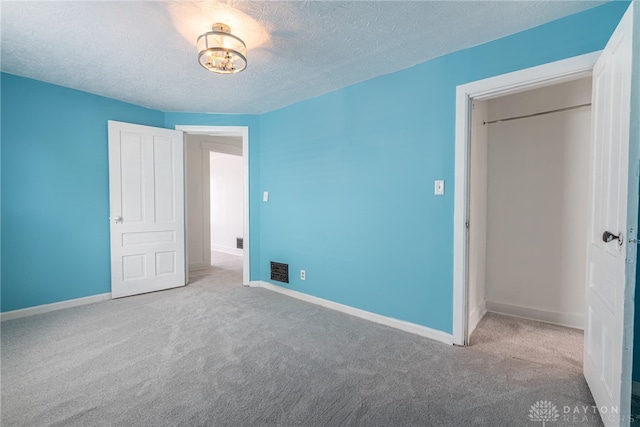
left=300, top=270, right=306, bottom=280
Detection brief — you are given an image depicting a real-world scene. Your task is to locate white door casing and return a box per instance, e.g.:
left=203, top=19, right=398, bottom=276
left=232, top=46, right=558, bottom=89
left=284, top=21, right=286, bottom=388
left=453, top=5, right=637, bottom=425
left=453, top=51, right=600, bottom=346
left=584, top=3, right=637, bottom=426
left=108, top=121, right=186, bottom=298
left=176, top=125, right=251, bottom=287
left=185, top=134, right=243, bottom=271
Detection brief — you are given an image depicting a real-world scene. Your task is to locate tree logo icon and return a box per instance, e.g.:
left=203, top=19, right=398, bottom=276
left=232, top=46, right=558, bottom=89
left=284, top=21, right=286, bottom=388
left=529, top=400, right=559, bottom=426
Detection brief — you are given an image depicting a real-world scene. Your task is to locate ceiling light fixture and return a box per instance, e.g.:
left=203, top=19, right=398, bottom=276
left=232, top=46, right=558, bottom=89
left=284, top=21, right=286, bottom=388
left=197, top=23, right=247, bottom=74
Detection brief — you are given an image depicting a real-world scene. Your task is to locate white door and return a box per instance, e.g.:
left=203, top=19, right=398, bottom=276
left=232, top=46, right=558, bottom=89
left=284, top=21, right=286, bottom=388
left=108, top=121, right=186, bottom=298
left=584, top=3, right=637, bottom=426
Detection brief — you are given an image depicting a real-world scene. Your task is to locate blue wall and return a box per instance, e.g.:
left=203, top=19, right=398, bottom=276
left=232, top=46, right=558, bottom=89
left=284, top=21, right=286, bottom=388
left=0, top=81, right=261, bottom=312
left=163, top=113, right=261, bottom=279
left=257, top=2, right=629, bottom=333
left=0, top=2, right=631, bottom=333
left=1, top=74, right=165, bottom=311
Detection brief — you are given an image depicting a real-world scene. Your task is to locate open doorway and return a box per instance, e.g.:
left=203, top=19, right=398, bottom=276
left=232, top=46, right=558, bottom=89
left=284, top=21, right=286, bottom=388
left=177, top=125, right=250, bottom=287
left=454, top=22, right=638, bottom=418
left=466, top=77, right=592, bottom=372
left=209, top=151, right=244, bottom=272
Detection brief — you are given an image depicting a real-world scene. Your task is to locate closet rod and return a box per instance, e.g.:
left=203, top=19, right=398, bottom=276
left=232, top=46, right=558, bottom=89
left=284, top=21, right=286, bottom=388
left=483, top=103, right=591, bottom=125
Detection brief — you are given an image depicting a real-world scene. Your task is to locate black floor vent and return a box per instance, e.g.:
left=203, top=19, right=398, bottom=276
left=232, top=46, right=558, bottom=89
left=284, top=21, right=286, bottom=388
left=270, top=262, right=289, bottom=283
left=236, top=238, right=243, bottom=250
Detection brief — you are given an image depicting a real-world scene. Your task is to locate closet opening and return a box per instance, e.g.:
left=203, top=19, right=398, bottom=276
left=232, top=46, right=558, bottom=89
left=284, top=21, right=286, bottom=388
left=466, top=77, right=592, bottom=371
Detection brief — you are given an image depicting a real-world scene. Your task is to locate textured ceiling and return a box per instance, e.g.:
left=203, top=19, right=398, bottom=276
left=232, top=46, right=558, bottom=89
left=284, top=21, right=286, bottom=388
left=1, top=1, right=605, bottom=114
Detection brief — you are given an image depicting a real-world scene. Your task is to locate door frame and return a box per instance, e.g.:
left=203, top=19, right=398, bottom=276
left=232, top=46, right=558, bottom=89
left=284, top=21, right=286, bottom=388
left=176, top=125, right=250, bottom=286
left=452, top=51, right=600, bottom=346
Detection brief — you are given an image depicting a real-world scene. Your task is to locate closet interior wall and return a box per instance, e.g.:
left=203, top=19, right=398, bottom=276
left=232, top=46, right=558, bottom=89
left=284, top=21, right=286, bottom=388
left=468, top=77, right=593, bottom=332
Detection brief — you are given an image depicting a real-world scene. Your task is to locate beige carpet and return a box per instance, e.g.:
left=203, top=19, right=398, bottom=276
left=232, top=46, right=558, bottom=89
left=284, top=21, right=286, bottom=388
left=2, top=277, right=599, bottom=426
left=188, top=250, right=243, bottom=284
left=210, top=250, right=243, bottom=269
left=469, top=312, right=583, bottom=375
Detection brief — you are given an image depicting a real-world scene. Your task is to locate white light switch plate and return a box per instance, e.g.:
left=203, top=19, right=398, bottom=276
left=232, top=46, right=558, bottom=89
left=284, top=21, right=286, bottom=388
left=263, top=191, right=269, bottom=202
left=434, top=180, right=445, bottom=195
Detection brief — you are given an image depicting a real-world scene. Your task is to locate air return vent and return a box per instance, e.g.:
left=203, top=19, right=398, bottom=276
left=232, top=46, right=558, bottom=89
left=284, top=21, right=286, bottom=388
left=236, top=238, right=243, bottom=249
left=270, top=262, right=289, bottom=283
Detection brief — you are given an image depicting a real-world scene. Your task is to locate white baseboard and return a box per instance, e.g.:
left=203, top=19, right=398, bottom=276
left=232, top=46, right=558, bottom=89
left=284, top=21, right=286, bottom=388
left=1, top=293, right=112, bottom=322
left=486, top=300, right=584, bottom=330
left=468, top=300, right=487, bottom=336
left=633, top=381, right=640, bottom=397
left=254, top=281, right=453, bottom=345
left=211, top=245, right=243, bottom=257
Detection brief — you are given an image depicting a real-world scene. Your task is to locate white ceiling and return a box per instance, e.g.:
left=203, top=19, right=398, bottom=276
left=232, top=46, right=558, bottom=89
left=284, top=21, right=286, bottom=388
left=1, top=1, right=605, bottom=114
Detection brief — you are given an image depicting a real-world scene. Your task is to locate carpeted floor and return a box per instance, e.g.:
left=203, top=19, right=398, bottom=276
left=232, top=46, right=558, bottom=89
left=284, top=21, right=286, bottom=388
left=633, top=394, right=640, bottom=424
left=2, top=262, right=602, bottom=426
left=469, top=312, right=584, bottom=376
left=209, top=250, right=243, bottom=270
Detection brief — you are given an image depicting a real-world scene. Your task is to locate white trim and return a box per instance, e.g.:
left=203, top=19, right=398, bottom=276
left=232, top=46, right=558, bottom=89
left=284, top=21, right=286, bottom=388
left=486, top=300, right=584, bottom=330
left=210, top=245, right=243, bottom=256
left=255, top=281, right=453, bottom=345
left=463, top=52, right=599, bottom=101
left=202, top=146, right=213, bottom=268
left=176, top=125, right=251, bottom=286
left=175, top=126, right=248, bottom=136
left=1, top=293, right=112, bottom=322
left=468, top=300, right=487, bottom=337
left=453, top=51, right=600, bottom=346
left=633, top=381, right=640, bottom=397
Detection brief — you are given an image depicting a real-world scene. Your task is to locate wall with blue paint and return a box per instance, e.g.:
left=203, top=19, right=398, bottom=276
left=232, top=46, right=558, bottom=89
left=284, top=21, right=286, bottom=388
left=257, top=2, right=629, bottom=333
left=1, top=74, right=165, bottom=311
left=0, top=79, right=261, bottom=312
left=163, top=113, right=261, bottom=279
left=0, top=2, right=631, bottom=337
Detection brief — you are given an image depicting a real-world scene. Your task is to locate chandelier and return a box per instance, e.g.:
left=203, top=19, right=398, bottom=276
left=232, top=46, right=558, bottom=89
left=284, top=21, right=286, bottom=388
left=197, top=23, right=247, bottom=74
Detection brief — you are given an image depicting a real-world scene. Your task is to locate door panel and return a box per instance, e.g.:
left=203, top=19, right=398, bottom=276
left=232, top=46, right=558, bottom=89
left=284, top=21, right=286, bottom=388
left=153, top=136, right=176, bottom=222
left=120, top=132, right=144, bottom=223
left=584, top=3, right=636, bottom=426
left=108, top=121, right=186, bottom=298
